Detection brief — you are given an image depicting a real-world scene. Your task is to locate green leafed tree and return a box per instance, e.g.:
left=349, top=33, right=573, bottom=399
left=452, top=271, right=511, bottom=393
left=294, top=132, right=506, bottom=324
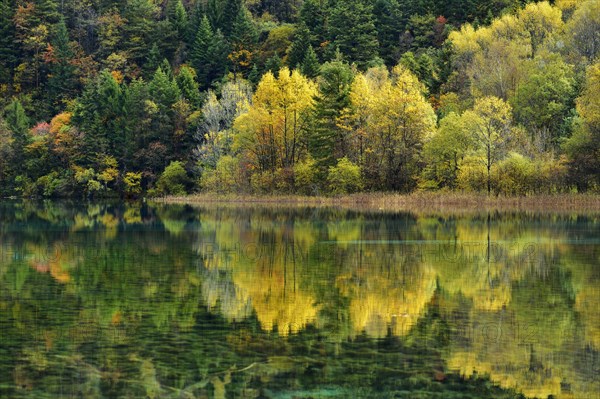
left=149, top=66, right=181, bottom=148
left=4, top=99, right=31, bottom=166
left=563, top=61, right=600, bottom=190
left=463, top=96, right=513, bottom=194
left=287, top=23, right=312, bottom=69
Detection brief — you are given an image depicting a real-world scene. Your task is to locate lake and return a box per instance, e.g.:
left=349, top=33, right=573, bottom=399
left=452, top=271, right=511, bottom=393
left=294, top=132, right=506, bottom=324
left=0, top=201, right=598, bottom=398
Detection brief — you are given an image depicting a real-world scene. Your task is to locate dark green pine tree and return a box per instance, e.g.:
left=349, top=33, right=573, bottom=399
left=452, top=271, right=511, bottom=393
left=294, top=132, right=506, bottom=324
left=123, top=0, right=157, bottom=68
left=221, top=0, right=242, bottom=37
left=73, top=70, right=128, bottom=165
left=32, top=0, right=60, bottom=26
left=122, top=78, right=150, bottom=166
left=248, top=63, right=260, bottom=85
left=191, top=16, right=229, bottom=89
left=287, top=23, right=311, bottom=69
left=166, top=0, right=189, bottom=63
left=373, top=0, right=404, bottom=66
left=191, top=15, right=214, bottom=84
left=144, top=43, right=163, bottom=78
left=299, top=0, right=327, bottom=50
left=300, top=45, right=320, bottom=78
left=189, top=0, right=206, bottom=44
left=264, top=52, right=282, bottom=74
left=205, top=0, right=223, bottom=33
left=309, top=59, right=354, bottom=174
left=176, top=65, right=201, bottom=107
left=206, top=29, right=230, bottom=85
left=230, top=6, right=258, bottom=51
left=47, top=17, right=77, bottom=114
left=149, top=66, right=181, bottom=149
left=167, top=0, right=189, bottom=42
left=404, top=0, right=435, bottom=16
left=328, top=0, right=380, bottom=70
left=159, top=58, right=174, bottom=80
left=4, top=99, right=31, bottom=166
left=0, top=0, right=17, bottom=84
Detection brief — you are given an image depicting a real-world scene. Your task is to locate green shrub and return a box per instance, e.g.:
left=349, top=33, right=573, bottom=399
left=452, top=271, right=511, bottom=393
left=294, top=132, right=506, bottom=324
left=154, top=161, right=189, bottom=196
left=327, top=157, right=363, bottom=195
left=293, top=156, right=317, bottom=195
left=250, top=170, right=277, bottom=194
left=492, top=152, right=535, bottom=196
left=200, top=155, right=241, bottom=193
left=35, top=172, right=72, bottom=197
left=275, top=167, right=294, bottom=193
left=123, top=172, right=143, bottom=196
left=536, top=156, right=569, bottom=194
left=457, top=156, right=487, bottom=192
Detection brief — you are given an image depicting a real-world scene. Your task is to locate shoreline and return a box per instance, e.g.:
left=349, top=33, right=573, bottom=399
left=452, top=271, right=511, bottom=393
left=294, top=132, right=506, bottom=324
left=155, top=192, right=600, bottom=213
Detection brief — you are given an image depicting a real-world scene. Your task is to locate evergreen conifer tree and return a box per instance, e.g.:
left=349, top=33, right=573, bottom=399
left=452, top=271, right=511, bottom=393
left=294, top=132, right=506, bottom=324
left=301, top=45, right=320, bottom=78
left=328, top=0, right=379, bottom=69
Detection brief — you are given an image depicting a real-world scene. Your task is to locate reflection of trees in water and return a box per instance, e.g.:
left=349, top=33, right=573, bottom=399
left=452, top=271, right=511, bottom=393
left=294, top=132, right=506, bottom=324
left=0, top=202, right=598, bottom=398
left=192, top=208, right=599, bottom=398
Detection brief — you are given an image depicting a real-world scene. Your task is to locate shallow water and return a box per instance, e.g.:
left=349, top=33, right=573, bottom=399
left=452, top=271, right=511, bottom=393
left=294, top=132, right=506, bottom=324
left=0, top=201, right=598, bottom=398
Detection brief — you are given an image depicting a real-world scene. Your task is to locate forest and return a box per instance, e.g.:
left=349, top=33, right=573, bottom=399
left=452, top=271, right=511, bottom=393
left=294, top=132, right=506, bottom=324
left=0, top=0, right=598, bottom=198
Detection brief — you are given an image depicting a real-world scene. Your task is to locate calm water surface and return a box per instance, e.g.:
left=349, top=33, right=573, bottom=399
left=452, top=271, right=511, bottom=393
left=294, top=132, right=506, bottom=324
left=0, top=201, right=598, bottom=398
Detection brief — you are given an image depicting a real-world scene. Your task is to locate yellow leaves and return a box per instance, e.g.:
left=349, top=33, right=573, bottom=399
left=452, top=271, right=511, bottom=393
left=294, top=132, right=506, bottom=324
left=576, top=62, right=600, bottom=127
left=24, top=25, right=49, bottom=51
left=253, top=67, right=317, bottom=114
left=448, top=24, right=479, bottom=57
left=234, top=67, right=317, bottom=170
left=349, top=65, right=436, bottom=147
left=556, top=0, right=583, bottom=12
left=519, top=2, right=564, bottom=55
left=49, top=112, right=72, bottom=136
left=575, top=285, right=600, bottom=348
left=110, top=70, right=124, bottom=84
left=124, top=172, right=143, bottom=196
left=228, top=49, right=253, bottom=68
left=449, top=2, right=568, bottom=99
left=339, top=263, right=437, bottom=338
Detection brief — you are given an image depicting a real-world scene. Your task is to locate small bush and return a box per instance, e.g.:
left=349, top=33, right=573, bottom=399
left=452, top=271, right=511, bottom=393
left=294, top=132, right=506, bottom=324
left=294, top=156, right=317, bottom=195
left=536, top=156, right=569, bottom=194
left=492, top=152, right=535, bottom=196
left=200, top=155, right=241, bottom=193
left=457, top=156, right=487, bottom=192
left=154, top=161, right=189, bottom=196
left=250, top=170, right=277, bottom=194
left=275, top=167, right=294, bottom=193
left=327, top=157, right=362, bottom=195
left=35, top=172, right=72, bottom=197
left=123, top=172, right=143, bottom=196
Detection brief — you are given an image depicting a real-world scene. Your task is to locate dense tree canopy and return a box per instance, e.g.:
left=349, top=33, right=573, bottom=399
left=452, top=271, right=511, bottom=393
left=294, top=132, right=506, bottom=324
left=0, top=0, right=598, bottom=197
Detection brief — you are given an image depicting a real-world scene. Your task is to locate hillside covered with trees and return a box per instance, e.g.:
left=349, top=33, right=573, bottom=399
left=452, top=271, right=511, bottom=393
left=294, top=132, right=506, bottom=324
left=0, top=0, right=598, bottom=197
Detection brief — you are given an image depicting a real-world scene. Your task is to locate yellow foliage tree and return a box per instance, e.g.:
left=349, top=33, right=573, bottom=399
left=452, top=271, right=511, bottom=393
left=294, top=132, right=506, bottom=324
left=347, top=65, right=436, bottom=190
left=234, top=67, right=317, bottom=173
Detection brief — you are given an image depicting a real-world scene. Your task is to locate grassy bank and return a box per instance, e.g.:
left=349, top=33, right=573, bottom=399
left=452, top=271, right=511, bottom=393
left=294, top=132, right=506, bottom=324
left=157, top=192, right=600, bottom=213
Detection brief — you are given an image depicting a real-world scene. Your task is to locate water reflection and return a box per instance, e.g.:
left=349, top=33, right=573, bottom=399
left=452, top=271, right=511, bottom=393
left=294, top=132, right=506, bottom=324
left=0, top=201, right=598, bottom=398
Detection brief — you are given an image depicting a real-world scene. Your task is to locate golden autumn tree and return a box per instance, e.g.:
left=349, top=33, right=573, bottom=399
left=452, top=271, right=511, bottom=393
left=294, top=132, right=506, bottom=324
left=448, top=2, right=564, bottom=100
left=462, top=96, right=513, bottom=194
left=234, top=67, right=317, bottom=177
left=346, top=65, right=436, bottom=191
